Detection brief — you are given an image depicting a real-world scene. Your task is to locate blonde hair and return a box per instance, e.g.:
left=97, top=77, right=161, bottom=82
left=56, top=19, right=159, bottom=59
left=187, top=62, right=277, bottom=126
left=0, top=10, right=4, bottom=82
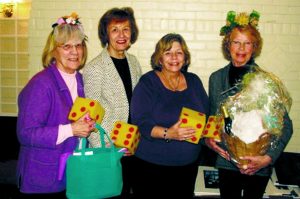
left=42, top=24, right=88, bottom=69
left=151, top=33, right=191, bottom=72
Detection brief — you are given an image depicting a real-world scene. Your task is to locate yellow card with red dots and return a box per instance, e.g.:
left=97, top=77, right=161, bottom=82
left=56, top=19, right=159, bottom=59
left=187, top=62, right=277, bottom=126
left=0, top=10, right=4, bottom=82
left=202, top=115, right=223, bottom=141
left=68, top=97, right=105, bottom=124
left=179, top=107, right=206, bottom=144
left=110, top=121, right=140, bottom=154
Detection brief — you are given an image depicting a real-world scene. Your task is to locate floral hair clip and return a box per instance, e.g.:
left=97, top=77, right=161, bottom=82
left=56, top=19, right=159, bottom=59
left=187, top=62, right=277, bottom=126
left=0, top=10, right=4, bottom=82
left=220, top=10, right=260, bottom=36
left=52, top=12, right=81, bottom=28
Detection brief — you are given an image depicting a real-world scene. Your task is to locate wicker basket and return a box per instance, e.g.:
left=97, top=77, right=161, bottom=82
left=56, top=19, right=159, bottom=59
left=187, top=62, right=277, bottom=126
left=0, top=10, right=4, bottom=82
left=222, top=132, right=271, bottom=165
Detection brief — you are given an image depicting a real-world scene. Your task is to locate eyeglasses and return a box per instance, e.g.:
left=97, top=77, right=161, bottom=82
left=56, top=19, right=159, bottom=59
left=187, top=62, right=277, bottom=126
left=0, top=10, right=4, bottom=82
left=230, top=41, right=253, bottom=49
left=59, top=43, right=84, bottom=51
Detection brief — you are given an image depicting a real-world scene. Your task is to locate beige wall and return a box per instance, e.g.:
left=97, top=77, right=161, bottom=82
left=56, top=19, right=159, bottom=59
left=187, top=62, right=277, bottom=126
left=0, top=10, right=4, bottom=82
left=0, top=1, right=31, bottom=114
left=25, top=0, right=300, bottom=152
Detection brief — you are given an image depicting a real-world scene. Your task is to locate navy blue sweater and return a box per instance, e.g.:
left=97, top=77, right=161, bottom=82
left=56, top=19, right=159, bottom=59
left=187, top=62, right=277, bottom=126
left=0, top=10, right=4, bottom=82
left=131, top=70, right=209, bottom=166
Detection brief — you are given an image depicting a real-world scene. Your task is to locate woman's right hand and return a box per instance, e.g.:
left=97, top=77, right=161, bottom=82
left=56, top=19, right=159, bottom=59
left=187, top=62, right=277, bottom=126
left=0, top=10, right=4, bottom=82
left=205, top=138, right=230, bottom=161
left=71, top=112, right=95, bottom=138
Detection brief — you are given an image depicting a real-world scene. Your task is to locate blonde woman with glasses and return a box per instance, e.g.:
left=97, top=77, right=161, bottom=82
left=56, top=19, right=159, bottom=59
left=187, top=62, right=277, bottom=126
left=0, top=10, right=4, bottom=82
left=17, top=13, right=95, bottom=198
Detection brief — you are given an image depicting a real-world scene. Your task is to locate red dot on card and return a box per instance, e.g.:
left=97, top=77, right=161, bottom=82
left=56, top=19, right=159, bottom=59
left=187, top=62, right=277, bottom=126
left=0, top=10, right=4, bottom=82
left=213, top=131, right=219, bottom=136
left=124, top=140, right=129, bottom=145
left=111, top=136, right=117, bottom=140
left=206, top=124, right=211, bottom=128
left=203, top=130, right=208, bottom=135
left=126, top=134, right=132, bottom=139
left=129, top=127, right=134, bottom=132
left=198, top=113, right=204, bottom=116
left=182, top=118, right=188, bottom=123
left=116, top=123, right=122, bottom=128
left=209, top=118, right=214, bottom=122
left=216, top=125, right=220, bottom=129
left=196, top=124, right=202, bottom=129
left=71, top=112, right=76, bottom=117
left=184, top=113, right=189, bottom=116
left=113, top=130, right=119, bottom=135
left=192, top=137, right=197, bottom=141
left=96, top=115, right=99, bottom=120
left=89, top=101, right=95, bottom=107
left=80, top=107, right=86, bottom=112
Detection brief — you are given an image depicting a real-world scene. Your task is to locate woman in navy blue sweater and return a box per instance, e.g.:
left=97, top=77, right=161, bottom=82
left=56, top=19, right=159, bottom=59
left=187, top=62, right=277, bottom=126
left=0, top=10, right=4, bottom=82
left=130, top=33, right=209, bottom=198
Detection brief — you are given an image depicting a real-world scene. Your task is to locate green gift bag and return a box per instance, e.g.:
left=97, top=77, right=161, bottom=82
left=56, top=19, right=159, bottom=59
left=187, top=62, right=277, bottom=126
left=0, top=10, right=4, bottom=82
left=66, top=124, right=124, bottom=199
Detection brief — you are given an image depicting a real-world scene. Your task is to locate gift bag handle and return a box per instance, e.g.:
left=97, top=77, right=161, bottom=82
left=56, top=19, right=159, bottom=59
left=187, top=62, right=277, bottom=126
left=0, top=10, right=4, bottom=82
left=77, top=123, right=117, bottom=155
left=96, top=123, right=114, bottom=148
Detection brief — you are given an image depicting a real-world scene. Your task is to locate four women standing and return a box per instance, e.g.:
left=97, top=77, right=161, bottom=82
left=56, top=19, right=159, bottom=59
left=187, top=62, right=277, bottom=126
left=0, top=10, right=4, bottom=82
left=16, top=7, right=293, bottom=199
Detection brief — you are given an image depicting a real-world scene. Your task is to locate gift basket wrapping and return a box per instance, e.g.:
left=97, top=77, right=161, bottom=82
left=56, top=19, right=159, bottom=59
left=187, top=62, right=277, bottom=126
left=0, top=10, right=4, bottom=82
left=216, top=66, right=292, bottom=165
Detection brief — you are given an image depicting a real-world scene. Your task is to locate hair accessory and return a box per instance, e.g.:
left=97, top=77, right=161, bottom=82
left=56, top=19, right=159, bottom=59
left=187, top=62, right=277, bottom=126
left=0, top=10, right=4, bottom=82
left=52, top=12, right=81, bottom=28
left=220, top=10, right=260, bottom=36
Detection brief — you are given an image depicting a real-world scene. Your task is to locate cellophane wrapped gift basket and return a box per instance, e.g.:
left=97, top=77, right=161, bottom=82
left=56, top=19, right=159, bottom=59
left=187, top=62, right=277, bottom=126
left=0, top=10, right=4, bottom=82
left=216, top=66, right=292, bottom=166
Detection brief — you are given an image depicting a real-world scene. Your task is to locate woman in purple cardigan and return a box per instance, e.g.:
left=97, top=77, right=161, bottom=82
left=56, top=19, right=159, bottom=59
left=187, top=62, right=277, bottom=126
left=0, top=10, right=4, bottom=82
left=17, top=13, right=95, bottom=198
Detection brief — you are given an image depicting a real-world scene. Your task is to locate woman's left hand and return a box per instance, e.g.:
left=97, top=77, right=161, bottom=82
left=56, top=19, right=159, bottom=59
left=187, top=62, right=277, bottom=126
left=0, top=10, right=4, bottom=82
left=238, top=155, right=272, bottom=175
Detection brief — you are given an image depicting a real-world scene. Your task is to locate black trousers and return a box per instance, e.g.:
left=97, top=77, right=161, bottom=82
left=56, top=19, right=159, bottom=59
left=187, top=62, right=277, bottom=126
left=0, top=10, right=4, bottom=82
left=131, top=157, right=198, bottom=199
left=109, top=155, right=137, bottom=199
left=218, top=168, right=270, bottom=199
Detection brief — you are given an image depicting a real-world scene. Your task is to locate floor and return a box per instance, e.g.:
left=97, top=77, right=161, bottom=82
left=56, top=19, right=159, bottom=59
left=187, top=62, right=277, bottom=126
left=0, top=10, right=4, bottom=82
left=0, top=184, right=20, bottom=199
left=0, top=184, right=220, bottom=199
left=1, top=185, right=294, bottom=199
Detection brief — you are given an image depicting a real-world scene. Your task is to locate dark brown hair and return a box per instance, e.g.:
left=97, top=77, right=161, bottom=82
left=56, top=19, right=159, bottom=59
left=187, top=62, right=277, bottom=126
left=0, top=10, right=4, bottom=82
left=98, top=7, right=139, bottom=47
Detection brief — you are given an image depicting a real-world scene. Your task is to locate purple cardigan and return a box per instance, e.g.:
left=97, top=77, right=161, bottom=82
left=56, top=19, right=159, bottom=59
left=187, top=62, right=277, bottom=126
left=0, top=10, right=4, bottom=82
left=17, top=63, right=84, bottom=193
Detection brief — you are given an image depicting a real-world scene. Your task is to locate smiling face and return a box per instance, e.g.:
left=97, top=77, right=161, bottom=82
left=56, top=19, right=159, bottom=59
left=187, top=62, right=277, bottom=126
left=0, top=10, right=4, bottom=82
left=160, top=41, right=185, bottom=73
left=107, top=19, right=131, bottom=58
left=54, top=38, right=84, bottom=74
left=229, top=29, right=254, bottom=67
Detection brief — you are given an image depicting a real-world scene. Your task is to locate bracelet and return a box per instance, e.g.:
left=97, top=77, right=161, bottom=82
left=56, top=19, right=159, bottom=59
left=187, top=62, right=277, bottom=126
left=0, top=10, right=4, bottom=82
left=163, top=128, right=170, bottom=143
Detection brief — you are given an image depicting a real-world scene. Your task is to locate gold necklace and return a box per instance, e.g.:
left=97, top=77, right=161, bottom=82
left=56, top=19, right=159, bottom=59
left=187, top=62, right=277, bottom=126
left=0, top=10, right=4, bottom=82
left=161, top=71, right=181, bottom=91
